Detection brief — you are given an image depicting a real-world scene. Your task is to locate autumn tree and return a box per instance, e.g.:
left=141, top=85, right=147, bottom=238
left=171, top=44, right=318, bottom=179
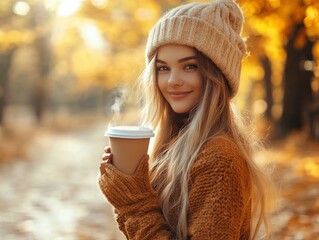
left=0, top=49, right=15, bottom=125
left=2, top=0, right=318, bottom=137
left=0, top=0, right=53, bottom=125
left=240, top=0, right=319, bottom=138
left=29, top=2, right=53, bottom=123
left=0, top=2, right=20, bottom=125
left=279, top=22, right=314, bottom=135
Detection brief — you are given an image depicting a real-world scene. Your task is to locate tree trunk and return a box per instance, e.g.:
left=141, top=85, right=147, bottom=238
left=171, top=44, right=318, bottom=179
left=31, top=2, right=52, bottom=124
left=33, top=35, right=52, bottom=123
left=278, top=23, right=314, bottom=136
left=261, top=55, right=273, bottom=120
left=0, top=49, right=15, bottom=125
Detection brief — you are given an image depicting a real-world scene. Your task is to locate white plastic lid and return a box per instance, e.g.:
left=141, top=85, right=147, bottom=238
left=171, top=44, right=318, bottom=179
left=105, top=126, right=154, bottom=139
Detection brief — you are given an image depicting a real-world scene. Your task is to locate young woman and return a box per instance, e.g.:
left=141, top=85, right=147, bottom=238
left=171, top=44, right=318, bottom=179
left=99, top=0, right=274, bottom=239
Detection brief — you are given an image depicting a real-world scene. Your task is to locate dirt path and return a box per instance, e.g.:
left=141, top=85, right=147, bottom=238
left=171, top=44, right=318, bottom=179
left=0, top=123, right=125, bottom=240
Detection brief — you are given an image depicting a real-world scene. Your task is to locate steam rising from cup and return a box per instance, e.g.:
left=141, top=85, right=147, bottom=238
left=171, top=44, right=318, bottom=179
left=111, top=88, right=126, bottom=114
left=109, top=88, right=126, bottom=124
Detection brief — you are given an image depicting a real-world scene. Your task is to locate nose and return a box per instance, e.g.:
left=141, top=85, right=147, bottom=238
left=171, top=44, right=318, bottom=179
left=168, top=69, right=183, bottom=87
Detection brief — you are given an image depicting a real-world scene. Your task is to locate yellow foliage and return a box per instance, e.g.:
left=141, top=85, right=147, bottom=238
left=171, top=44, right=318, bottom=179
left=3, top=0, right=313, bottom=107
left=103, top=46, right=145, bottom=88
left=296, top=157, right=319, bottom=178
left=240, top=0, right=264, bottom=17
left=134, top=2, right=161, bottom=34
left=122, top=31, right=139, bottom=46
left=305, top=4, right=319, bottom=38
left=268, top=0, right=281, bottom=9
left=0, top=30, right=33, bottom=51
left=71, top=48, right=108, bottom=79
left=238, top=0, right=319, bottom=118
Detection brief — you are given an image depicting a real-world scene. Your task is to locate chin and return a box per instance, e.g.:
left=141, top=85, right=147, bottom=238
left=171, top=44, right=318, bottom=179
left=171, top=103, right=198, bottom=114
left=174, top=110, right=187, bottom=114
left=171, top=107, right=190, bottom=114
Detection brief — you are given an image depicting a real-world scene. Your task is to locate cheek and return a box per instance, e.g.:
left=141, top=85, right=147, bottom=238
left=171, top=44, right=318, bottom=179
left=157, top=76, right=166, bottom=95
left=194, top=76, right=204, bottom=101
left=199, top=79, right=204, bottom=93
left=195, top=74, right=204, bottom=92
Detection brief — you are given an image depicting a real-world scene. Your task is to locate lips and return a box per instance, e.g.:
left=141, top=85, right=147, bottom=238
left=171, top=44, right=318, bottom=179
left=168, top=91, right=191, bottom=99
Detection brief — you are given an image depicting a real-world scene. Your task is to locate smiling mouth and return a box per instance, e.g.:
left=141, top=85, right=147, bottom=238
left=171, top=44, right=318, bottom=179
left=168, top=91, right=191, bottom=99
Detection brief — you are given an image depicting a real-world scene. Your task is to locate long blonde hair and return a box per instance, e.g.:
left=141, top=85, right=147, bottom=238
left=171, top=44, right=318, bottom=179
left=138, top=49, right=274, bottom=239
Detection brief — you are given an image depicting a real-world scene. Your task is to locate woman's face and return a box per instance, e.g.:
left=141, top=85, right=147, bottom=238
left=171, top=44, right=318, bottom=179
left=156, top=44, right=203, bottom=114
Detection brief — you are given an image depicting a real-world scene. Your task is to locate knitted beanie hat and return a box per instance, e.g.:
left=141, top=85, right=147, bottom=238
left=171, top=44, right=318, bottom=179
left=145, top=0, right=247, bottom=97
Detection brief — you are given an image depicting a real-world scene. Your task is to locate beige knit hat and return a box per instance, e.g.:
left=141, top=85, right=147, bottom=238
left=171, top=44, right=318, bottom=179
left=145, top=0, right=247, bottom=97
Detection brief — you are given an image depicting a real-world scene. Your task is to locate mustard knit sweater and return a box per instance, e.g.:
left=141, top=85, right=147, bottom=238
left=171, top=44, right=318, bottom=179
left=99, top=135, right=252, bottom=239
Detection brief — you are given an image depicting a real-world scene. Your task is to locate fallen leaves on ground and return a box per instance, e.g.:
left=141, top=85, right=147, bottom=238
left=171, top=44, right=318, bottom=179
left=264, top=132, right=319, bottom=239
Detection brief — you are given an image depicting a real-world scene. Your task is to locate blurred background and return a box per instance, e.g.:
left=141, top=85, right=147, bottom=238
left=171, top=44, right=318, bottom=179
left=0, top=0, right=319, bottom=239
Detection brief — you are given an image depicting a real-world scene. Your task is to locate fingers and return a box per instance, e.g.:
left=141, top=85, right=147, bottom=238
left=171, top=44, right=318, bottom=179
left=100, top=146, right=112, bottom=175
left=99, top=157, right=112, bottom=175
left=102, top=152, right=113, bottom=161
left=104, top=146, right=111, bottom=153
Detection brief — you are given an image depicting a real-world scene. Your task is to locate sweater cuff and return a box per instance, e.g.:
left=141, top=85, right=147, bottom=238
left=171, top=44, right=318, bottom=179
left=99, top=155, right=158, bottom=213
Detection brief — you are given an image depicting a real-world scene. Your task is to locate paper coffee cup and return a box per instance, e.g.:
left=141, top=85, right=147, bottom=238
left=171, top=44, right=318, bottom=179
left=105, top=126, right=154, bottom=175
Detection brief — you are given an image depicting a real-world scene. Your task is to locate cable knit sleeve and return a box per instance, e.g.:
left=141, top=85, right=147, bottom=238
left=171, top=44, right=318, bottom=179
left=187, top=137, right=252, bottom=239
left=98, top=156, right=174, bottom=239
left=98, top=136, right=251, bottom=239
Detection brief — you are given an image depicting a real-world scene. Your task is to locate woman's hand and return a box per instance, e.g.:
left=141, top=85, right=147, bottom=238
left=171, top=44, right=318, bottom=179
left=99, top=155, right=155, bottom=209
left=99, top=146, right=113, bottom=175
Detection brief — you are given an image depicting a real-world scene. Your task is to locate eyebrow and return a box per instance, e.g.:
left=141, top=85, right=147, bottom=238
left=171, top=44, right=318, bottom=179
left=156, top=56, right=197, bottom=64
